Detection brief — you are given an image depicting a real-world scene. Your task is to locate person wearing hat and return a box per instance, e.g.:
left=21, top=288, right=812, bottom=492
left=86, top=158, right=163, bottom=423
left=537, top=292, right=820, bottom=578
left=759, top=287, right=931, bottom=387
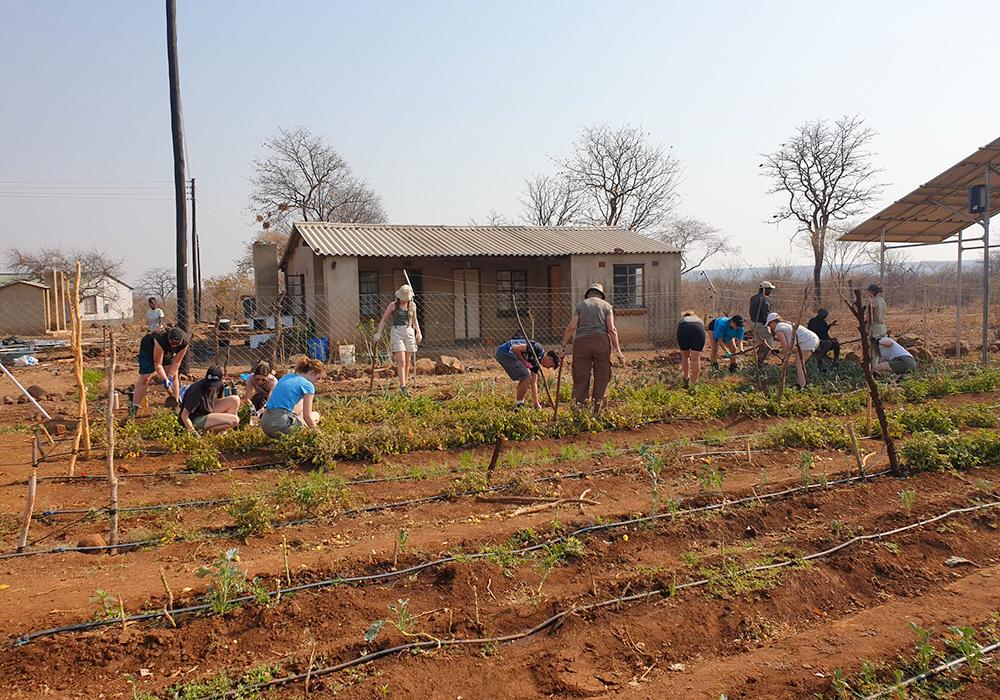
left=874, top=336, right=917, bottom=376
left=807, top=308, right=840, bottom=370
left=748, top=281, right=776, bottom=367
left=130, top=326, right=189, bottom=418
left=495, top=337, right=560, bottom=409
left=766, top=312, right=820, bottom=389
left=866, top=284, right=887, bottom=361
left=374, top=284, right=423, bottom=395
left=561, top=282, right=625, bottom=409
left=177, top=365, right=240, bottom=434
left=707, top=314, right=745, bottom=372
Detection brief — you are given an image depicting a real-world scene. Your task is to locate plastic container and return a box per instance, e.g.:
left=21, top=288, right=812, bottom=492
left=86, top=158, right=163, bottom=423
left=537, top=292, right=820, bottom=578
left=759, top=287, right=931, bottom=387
left=307, top=337, right=330, bottom=362
left=338, top=344, right=356, bottom=365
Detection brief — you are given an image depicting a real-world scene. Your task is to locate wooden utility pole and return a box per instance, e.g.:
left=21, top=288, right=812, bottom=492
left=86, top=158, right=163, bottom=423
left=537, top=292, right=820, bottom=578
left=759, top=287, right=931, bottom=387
left=166, top=0, right=189, bottom=356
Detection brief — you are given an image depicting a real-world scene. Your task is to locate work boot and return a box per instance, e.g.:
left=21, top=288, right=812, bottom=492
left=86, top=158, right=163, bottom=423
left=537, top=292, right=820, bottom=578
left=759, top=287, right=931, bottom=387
left=682, top=377, right=689, bottom=389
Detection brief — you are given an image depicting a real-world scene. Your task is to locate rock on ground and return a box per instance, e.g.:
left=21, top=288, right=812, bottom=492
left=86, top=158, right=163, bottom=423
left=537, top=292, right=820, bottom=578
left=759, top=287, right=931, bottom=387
left=415, top=358, right=437, bottom=376
left=26, top=385, right=49, bottom=400
left=76, top=534, right=107, bottom=552
left=435, top=355, right=465, bottom=375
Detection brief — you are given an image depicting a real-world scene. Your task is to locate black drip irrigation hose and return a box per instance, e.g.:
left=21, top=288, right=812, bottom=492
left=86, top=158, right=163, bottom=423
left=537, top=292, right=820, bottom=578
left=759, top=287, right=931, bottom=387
left=2, top=465, right=623, bottom=561
left=11, top=467, right=894, bottom=646
left=193, top=499, right=1000, bottom=700
left=864, top=641, right=1000, bottom=700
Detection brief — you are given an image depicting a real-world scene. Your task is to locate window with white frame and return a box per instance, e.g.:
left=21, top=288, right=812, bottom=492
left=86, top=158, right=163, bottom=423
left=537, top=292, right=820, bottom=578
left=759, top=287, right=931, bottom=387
left=496, top=270, right=528, bottom=316
left=613, top=264, right=644, bottom=308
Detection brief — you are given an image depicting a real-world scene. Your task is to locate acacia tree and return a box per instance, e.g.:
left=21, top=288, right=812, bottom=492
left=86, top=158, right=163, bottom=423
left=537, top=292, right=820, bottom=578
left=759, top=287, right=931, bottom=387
left=135, top=267, right=177, bottom=301
left=557, top=124, right=682, bottom=232
left=6, top=247, right=123, bottom=296
left=249, top=126, right=386, bottom=232
left=762, top=116, right=884, bottom=303
left=656, top=216, right=736, bottom=275
left=520, top=174, right=582, bottom=226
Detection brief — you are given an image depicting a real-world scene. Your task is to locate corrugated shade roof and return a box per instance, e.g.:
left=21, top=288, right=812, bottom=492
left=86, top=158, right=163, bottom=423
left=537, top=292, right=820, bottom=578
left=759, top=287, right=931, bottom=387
left=287, top=223, right=679, bottom=262
left=840, top=136, right=1000, bottom=243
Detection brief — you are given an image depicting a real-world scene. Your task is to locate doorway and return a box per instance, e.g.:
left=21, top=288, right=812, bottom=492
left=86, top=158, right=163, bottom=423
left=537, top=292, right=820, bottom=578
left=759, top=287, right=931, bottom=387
left=453, top=268, right=480, bottom=341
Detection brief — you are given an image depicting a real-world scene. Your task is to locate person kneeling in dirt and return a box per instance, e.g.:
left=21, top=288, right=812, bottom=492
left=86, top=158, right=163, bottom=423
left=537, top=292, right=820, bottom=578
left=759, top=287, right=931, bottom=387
left=130, top=326, right=189, bottom=419
left=495, top=337, right=559, bottom=409
left=178, top=366, right=240, bottom=434
left=766, top=312, right=820, bottom=389
left=707, top=315, right=745, bottom=372
left=260, top=357, right=325, bottom=438
left=807, top=308, right=840, bottom=370
left=243, top=361, right=278, bottom=413
left=874, top=336, right=917, bottom=377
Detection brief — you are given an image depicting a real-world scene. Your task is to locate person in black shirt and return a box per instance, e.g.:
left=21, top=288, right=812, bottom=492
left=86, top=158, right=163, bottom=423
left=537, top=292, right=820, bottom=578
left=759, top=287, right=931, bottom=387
left=178, top=366, right=240, bottom=433
left=807, top=308, right=840, bottom=369
left=748, top=281, right=775, bottom=367
left=130, top=327, right=189, bottom=418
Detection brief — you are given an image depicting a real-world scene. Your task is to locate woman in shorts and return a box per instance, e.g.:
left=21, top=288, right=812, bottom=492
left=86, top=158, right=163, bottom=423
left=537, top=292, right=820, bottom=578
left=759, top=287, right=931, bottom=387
left=178, top=366, right=240, bottom=434
left=243, top=361, right=278, bottom=412
left=676, top=310, right=706, bottom=387
left=260, top=357, right=325, bottom=438
left=374, top=284, right=423, bottom=395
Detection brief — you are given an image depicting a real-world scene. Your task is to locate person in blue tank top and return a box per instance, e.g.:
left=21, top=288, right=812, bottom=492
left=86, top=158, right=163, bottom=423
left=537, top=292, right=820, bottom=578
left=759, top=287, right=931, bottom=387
left=495, top=337, right=560, bottom=409
left=707, top=315, right=745, bottom=372
left=260, top=357, right=326, bottom=438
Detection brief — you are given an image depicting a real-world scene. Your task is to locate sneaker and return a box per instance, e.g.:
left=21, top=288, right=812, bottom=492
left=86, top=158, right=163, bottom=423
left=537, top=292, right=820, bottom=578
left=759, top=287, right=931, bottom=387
left=682, top=377, right=689, bottom=389
left=127, top=403, right=138, bottom=420
left=399, top=386, right=409, bottom=396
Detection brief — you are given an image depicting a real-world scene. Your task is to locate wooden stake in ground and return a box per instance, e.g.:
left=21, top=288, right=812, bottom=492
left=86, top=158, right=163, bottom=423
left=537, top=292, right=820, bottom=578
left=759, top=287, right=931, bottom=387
left=846, top=286, right=900, bottom=475
left=551, top=353, right=565, bottom=422
left=486, top=436, right=507, bottom=485
left=847, top=422, right=865, bottom=478
left=106, top=331, right=119, bottom=551
left=67, top=263, right=91, bottom=476
left=15, top=429, right=40, bottom=552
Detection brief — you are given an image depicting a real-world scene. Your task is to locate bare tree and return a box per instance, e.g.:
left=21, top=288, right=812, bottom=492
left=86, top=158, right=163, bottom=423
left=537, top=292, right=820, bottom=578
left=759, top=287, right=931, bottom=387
left=467, top=210, right=513, bottom=226
left=249, top=126, right=386, bottom=232
left=558, top=124, right=682, bottom=232
left=761, top=115, right=885, bottom=304
left=135, top=267, right=177, bottom=301
left=656, top=216, right=737, bottom=275
left=823, top=236, right=867, bottom=298
left=519, top=174, right=582, bottom=226
left=6, top=247, right=123, bottom=296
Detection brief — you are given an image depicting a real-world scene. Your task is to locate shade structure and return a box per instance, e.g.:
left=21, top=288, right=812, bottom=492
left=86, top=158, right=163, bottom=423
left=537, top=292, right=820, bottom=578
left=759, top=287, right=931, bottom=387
left=840, top=137, right=1000, bottom=244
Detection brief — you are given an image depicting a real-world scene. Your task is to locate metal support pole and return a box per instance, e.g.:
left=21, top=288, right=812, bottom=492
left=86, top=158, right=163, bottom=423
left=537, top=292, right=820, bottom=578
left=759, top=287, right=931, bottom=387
left=191, top=177, right=201, bottom=323
left=956, top=230, right=963, bottom=358
left=983, top=166, right=991, bottom=365
left=879, top=226, right=886, bottom=285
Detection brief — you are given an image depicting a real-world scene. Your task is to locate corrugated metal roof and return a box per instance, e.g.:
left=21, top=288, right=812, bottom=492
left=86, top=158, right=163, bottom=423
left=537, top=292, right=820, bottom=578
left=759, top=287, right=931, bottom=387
left=286, top=223, right=679, bottom=263
left=0, top=279, right=48, bottom=291
left=840, top=136, right=1000, bottom=243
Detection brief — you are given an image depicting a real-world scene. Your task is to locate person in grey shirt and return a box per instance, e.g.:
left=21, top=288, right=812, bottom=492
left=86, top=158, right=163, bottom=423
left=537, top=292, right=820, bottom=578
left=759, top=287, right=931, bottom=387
left=562, top=282, right=625, bottom=410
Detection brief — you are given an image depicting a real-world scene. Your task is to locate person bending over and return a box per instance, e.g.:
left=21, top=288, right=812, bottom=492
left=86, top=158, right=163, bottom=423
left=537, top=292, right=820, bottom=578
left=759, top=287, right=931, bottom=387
left=766, top=313, right=820, bottom=389
left=707, top=315, right=745, bottom=372
left=495, top=337, right=559, bottom=409
left=874, top=337, right=917, bottom=377
left=260, top=357, right=325, bottom=438
left=130, top=327, right=188, bottom=418
left=676, top=311, right=706, bottom=388
left=178, top=365, right=240, bottom=434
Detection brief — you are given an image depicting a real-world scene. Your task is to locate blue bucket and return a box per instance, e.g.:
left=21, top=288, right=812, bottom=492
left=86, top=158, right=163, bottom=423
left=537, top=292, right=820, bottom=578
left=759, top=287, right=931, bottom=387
left=307, top=337, right=330, bottom=362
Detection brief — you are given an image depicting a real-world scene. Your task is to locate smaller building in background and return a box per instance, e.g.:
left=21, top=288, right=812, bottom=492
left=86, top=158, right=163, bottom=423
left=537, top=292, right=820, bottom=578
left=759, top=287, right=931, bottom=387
left=0, top=272, right=134, bottom=337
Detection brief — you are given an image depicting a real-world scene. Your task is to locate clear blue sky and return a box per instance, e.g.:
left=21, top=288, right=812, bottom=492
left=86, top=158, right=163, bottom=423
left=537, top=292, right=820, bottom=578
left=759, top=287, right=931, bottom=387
left=2, top=0, right=999, bottom=281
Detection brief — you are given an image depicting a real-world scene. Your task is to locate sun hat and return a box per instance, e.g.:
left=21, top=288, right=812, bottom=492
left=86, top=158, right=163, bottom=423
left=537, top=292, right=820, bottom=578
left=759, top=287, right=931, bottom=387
left=395, top=285, right=414, bottom=301
left=760, top=281, right=776, bottom=290
left=878, top=337, right=894, bottom=347
left=765, top=312, right=781, bottom=325
left=584, top=282, right=605, bottom=299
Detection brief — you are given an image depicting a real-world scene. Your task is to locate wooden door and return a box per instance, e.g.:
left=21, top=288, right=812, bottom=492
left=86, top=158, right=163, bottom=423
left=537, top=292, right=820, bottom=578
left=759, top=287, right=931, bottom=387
left=453, top=269, right=481, bottom=340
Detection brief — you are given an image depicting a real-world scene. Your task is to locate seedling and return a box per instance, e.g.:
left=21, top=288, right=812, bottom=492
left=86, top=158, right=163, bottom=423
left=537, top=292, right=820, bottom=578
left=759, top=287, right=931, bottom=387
left=392, top=528, right=409, bottom=569
left=898, top=489, right=917, bottom=515
left=638, top=445, right=664, bottom=519
left=227, top=492, right=275, bottom=541
left=909, top=622, right=935, bottom=673
left=944, top=626, right=982, bottom=674
left=797, top=452, right=815, bottom=486
left=90, top=589, right=117, bottom=621
left=697, top=459, right=724, bottom=500
left=195, top=548, right=262, bottom=614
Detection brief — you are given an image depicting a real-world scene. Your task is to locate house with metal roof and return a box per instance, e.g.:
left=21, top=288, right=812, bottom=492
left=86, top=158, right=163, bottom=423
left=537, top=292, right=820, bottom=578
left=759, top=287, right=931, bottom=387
left=272, top=222, right=681, bottom=349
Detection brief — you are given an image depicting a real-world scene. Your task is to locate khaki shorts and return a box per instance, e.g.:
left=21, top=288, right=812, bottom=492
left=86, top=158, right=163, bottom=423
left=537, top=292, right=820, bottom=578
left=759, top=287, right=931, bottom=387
left=390, top=326, right=418, bottom=353
left=261, top=408, right=305, bottom=438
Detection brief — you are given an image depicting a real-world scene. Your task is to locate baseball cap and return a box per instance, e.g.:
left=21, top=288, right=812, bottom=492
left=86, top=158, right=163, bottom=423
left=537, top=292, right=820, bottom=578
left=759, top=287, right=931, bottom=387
left=167, top=327, right=188, bottom=345
left=760, top=281, right=776, bottom=290
left=817, top=308, right=829, bottom=318
left=867, top=284, right=883, bottom=294
left=205, top=366, right=223, bottom=384
left=765, top=312, right=781, bottom=324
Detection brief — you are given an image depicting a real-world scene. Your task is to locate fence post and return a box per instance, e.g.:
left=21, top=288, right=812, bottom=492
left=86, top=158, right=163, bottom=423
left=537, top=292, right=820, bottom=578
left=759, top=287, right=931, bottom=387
left=15, top=429, right=40, bottom=552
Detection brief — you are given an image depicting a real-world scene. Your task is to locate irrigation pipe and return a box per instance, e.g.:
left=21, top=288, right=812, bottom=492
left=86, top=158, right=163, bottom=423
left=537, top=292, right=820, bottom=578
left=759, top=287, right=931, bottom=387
left=196, top=499, right=1000, bottom=700
left=864, top=641, right=1000, bottom=699
left=11, top=467, right=894, bottom=645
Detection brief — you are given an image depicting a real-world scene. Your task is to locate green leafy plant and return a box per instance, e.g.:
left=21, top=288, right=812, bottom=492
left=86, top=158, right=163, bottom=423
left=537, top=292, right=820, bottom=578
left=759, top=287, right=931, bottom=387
left=195, top=548, right=249, bottom=614
left=227, top=493, right=274, bottom=541
left=944, top=626, right=982, bottom=674
left=186, top=444, right=221, bottom=472
left=90, top=589, right=117, bottom=620
left=797, top=452, right=815, bottom=486
left=898, top=489, right=917, bottom=515
left=273, top=471, right=350, bottom=516
left=909, top=622, right=936, bottom=674
left=697, top=459, right=724, bottom=499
